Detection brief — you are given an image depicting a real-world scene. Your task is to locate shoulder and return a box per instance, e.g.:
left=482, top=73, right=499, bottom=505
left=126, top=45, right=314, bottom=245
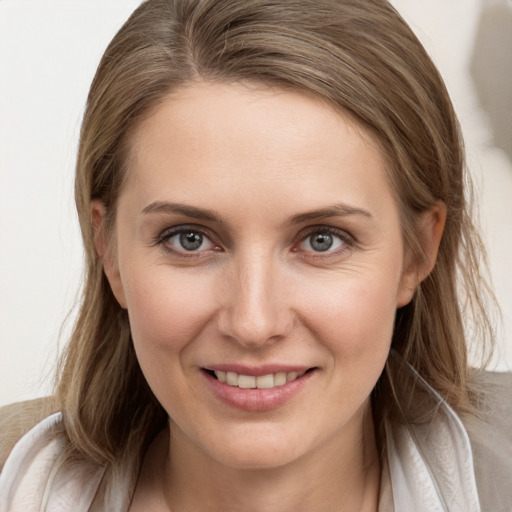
left=468, top=369, right=512, bottom=438
left=473, top=369, right=512, bottom=423
left=0, top=396, right=59, bottom=470
left=0, top=408, right=67, bottom=510
left=0, top=402, right=106, bottom=511
left=464, top=370, right=512, bottom=511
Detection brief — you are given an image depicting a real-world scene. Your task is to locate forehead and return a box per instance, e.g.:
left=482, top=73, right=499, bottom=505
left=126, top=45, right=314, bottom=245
left=121, top=81, right=397, bottom=224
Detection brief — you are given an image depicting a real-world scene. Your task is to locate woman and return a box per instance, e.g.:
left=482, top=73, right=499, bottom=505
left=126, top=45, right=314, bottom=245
left=1, top=0, right=511, bottom=510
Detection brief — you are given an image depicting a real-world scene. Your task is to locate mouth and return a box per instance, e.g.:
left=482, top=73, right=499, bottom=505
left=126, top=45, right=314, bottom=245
left=201, top=366, right=316, bottom=411
left=204, top=368, right=314, bottom=389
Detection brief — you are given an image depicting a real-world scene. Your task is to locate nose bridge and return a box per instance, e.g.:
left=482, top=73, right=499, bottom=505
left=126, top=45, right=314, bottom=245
left=218, top=248, right=292, bottom=346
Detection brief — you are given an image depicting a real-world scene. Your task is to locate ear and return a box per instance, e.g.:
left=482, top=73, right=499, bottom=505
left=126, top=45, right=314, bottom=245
left=396, top=201, right=447, bottom=308
left=90, top=200, right=127, bottom=309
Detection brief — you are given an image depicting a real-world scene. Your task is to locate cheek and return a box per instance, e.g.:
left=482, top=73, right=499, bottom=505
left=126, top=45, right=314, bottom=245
left=122, top=266, right=218, bottom=362
left=299, top=266, right=401, bottom=362
left=303, top=274, right=399, bottom=422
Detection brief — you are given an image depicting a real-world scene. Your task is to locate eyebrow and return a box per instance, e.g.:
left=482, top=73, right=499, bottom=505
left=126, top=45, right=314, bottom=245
left=288, top=204, right=372, bottom=224
left=141, top=201, right=226, bottom=224
left=141, top=201, right=372, bottom=225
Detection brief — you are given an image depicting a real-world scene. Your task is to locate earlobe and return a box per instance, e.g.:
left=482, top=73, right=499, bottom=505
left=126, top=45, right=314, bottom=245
left=396, top=202, right=447, bottom=308
left=90, top=200, right=128, bottom=309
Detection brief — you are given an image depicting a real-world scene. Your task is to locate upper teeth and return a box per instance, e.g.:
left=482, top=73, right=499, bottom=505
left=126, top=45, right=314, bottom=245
left=213, top=370, right=306, bottom=389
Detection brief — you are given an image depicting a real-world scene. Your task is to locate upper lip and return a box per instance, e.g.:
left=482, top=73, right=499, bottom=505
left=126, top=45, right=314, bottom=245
left=203, top=364, right=313, bottom=376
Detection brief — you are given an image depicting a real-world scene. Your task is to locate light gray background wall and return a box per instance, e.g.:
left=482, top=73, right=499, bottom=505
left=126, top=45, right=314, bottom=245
left=1, top=0, right=511, bottom=407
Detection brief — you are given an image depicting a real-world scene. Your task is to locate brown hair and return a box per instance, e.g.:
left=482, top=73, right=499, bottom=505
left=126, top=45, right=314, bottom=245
left=57, top=0, right=494, bottom=468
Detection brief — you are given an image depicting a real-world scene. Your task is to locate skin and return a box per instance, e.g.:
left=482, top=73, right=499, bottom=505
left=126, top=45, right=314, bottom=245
left=93, top=81, right=445, bottom=511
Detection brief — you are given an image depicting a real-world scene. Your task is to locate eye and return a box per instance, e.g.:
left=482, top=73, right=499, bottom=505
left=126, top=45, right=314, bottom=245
left=296, top=228, right=351, bottom=254
left=157, top=227, right=217, bottom=254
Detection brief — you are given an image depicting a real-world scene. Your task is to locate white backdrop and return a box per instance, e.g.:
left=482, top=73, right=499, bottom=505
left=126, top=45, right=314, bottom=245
left=1, top=0, right=511, bottom=407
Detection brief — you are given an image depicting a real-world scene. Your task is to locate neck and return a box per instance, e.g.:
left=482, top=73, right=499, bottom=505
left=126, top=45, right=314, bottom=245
left=159, top=403, right=381, bottom=512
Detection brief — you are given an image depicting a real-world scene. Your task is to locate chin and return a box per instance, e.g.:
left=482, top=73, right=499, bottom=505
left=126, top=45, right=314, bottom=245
left=207, top=429, right=307, bottom=471
left=216, top=449, right=301, bottom=471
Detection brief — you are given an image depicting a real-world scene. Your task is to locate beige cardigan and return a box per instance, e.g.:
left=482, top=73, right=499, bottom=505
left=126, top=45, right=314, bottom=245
left=465, top=371, right=512, bottom=511
left=1, top=371, right=511, bottom=511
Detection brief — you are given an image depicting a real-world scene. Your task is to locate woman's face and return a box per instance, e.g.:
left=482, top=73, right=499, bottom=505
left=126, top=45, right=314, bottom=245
left=101, top=81, right=421, bottom=470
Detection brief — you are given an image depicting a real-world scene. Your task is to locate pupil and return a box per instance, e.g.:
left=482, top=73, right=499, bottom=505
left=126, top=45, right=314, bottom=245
left=180, top=232, right=203, bottom=251
left=311, top=233, right=333, bottom=252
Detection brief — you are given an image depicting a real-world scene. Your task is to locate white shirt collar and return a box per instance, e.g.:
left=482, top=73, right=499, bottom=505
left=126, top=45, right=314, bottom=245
left=383, top=361, right=481, bottom=512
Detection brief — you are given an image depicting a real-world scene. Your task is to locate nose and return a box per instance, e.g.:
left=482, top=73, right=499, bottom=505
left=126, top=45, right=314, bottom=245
left=216, top=252, right=294, bottom=348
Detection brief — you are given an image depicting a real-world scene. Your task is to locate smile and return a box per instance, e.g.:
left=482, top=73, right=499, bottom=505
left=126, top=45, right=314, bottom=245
left=213, top=370, right=308, bottom=389
left=203, top=366, right=315, bottom=411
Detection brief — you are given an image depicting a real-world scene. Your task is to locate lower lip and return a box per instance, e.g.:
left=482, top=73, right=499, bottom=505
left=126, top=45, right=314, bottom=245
left=202, top=370, right=315, bottom=412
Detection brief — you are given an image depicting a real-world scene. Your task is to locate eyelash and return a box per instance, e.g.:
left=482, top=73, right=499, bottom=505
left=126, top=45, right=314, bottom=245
left=293, top=226, right=355, bottom=256
left=155, top=225, right=219, bottom=257
left=154, top=225, right=356, bottom=258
